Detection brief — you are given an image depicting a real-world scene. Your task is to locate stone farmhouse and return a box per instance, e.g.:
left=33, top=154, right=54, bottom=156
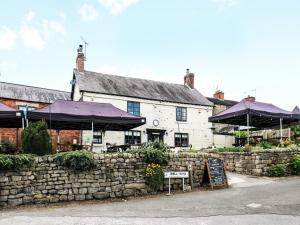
left=71, top=46, right=214, bottom=150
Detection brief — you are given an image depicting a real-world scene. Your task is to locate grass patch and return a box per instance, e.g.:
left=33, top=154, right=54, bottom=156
left=217, top=147, right=243, bottom=152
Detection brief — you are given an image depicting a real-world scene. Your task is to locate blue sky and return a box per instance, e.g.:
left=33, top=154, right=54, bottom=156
left=0, top=0, right=299, bottom=110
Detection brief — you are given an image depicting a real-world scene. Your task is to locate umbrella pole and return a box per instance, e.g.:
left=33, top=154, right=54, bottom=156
left=57, top=130, right=60, bottom=152
left=91, top=121, right=94, bottom=151
left=280, top=118, right=283, bottom=144
left=247, top=114, right=250, bottom=145
left=16, top=128, right=19, bottom=150
left=22, top=118, right=25, bottom=129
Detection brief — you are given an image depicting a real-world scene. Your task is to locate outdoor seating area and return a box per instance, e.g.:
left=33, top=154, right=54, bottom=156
left=209, top=98, right=300, bottom=147
left=57, top=143, right=92, bottom=152
left=0, top=100, right=146, bottom=153
left=106, top=143, right=131, bottom=153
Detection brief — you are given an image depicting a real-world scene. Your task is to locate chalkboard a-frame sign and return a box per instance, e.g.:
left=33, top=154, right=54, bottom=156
left=202, top=157, right=229, bottom=190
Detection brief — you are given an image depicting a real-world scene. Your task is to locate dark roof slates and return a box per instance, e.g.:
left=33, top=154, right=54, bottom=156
left=74, top=70, right=213, bottom=106
left=0, top=82, right=70, bottom=103
left=206, top=97, right=238, bottom=107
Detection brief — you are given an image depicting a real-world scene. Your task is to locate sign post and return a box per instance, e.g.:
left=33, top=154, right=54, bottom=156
left=164, top=171, right=189, bottom=195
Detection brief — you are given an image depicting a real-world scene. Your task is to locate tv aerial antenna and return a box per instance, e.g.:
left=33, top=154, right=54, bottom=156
left=80, top=36, right=88, bottom=61
left=244, top=88, right=257, bottom=97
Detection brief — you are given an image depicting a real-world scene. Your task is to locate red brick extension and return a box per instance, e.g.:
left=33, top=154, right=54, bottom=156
left=0, top=98, right=80, bottom=153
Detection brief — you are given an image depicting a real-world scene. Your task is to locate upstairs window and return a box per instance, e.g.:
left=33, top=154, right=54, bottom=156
left=176, top=107, right=187, bottom=121
left=93, top=131, right=102, bottom=144
left=174, top=133, right=189, bottom=147
left=127, top=101, right=140, bottom=116
left=125, top=131, right=141, bottom=145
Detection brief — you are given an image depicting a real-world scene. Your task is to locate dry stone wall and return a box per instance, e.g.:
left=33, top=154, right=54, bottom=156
left=0, top=153, right=206, bottom=208
left=1, top=149, right=299, bottom=208
left=209, top=148, right=300, bottom=176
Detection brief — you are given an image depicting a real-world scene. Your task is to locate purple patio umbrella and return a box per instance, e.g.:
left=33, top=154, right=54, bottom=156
left=27, top=100, right=146, bottom=131
left=209, top=99, right=300, bottom=144
left=0, top=102, right=23, bottom=128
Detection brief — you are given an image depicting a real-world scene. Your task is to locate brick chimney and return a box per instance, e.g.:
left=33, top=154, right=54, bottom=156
left=245, top=95, right=256, bottom=102
left=213, top=90, right=224, bottom=100
left=76, top=45, right=84, bottom=72
left=184, top=69, right=195, bottom=89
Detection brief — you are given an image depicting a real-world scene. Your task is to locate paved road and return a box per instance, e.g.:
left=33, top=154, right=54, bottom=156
left=1, top=173, right=299, bottom=225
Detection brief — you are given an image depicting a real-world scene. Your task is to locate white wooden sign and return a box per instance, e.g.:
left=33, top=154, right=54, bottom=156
left=164, top=171, right=189, bottom=178
left=164, top=171, right=189, bottom=195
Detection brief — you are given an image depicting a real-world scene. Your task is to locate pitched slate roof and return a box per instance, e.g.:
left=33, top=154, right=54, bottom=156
left=0, top=81, right=70, bottom=103
left=292, top=106, right=300, bottom=114
left=207, top=97, right=238, bottom=107
left=73, top=69, right=213, bottom=106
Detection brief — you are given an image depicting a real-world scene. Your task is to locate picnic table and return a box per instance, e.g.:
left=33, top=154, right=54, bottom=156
left=106, top=144, right=131, bottom=152
left=57, top=143, right=91, bottom=152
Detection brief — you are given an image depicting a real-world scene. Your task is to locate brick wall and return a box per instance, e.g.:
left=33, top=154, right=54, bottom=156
left=0, top=98, right=80, bottom=152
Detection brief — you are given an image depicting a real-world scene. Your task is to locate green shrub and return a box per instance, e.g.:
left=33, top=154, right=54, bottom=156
left=0, top=154, right=34, bottom=170
left=178, top=148, right=199, bottom=153
left=218, top=147, right=243, bottom=152
left=22, top=121, right=51, bottom=156
left=270, top=164, right=287, bottom=177
left=233, top=131, right=249, bottom=138
left=128, top=148, right=169, bottom=166
left=257, top=141, right=273, bottom=149
left=54, top=150, right=96, bottom=171
left=127, top=142, right=170, bottom=166
left=142, top=141, right=169, bottom=152
left=0, top=140, right=17, bottom=154
left=291, top=155, right=300, bottom=175
left=143, top=148, right=169, bottom=165
left=291, top=125, right=300, bottom=139
left=145, top=163, right=164, bottom=192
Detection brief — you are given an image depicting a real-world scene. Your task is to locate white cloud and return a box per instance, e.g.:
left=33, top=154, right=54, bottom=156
left=59, top=12, right=66, bottom=21
left=0, top=26, right=16, bottom=49
left=25, top=11, right=36, bottom=22
left=98, top=0, right=139, bottom=15
left=211, top=0, right=239, bottom=9
left=20, top=25, right=45, bottom=50
left=20, top=11, right=67, bottom=50
left=79, top=4, right=98, bottom=21
left=42, top=19, right=67, bottom=37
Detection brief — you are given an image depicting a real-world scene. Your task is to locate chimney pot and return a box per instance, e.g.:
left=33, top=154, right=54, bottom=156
left=213, top=90, right=224, bottom=100
left=184, top=69, right=195, bottom=89
left=245, top=95, right=256, bottom=102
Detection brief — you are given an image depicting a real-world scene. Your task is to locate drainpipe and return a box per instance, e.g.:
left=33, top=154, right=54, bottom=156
left=247, top=114, right=250, bottom=145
